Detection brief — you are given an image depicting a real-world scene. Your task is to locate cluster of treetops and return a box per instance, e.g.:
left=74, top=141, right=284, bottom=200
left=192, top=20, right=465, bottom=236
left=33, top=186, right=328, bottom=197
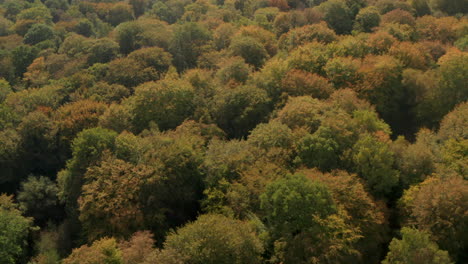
left=0, top=0, right=467, bottom=263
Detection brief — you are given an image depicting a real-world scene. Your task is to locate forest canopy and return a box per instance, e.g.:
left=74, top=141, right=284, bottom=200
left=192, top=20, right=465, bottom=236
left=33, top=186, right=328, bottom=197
left=0, top=0, right=466, bottom=263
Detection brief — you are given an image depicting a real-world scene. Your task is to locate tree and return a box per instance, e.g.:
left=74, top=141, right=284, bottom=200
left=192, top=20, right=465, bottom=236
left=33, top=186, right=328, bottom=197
left=211, top=85, right=271, bottom=138
left=318, top=0, right=353, bottom=35
left=216, top=56, right=252, bottom=85
left=17, top=176, right=60, bottom=224
left=296, top=127, right=341, bottom=171
left=107, top=2, right=134, bottom=26
left=73, top=19, right=95, bottom=37
left=429, top=0, right=468, bottom=15
left=23, top=24, right=55, bottom=46
left=261, top=173, right=337, bottom=238
left=382, top=227, right=452, bottom=264
left=281, top=69, right=334, bottom=99
left=106, top=47, right=172, bottom=87
left=399, top=175, right=468, bottom=262
left=357, top=55, right=408, bottom=135
left=260, top=173, right=360, bottom=263
left=352, top=134, right=399, bottom=198
left=53, top=100, right=108, bottom=149
left=276, top=96, right=325, bottom=132
left=381, top=9, right=416, bottom=26
left=115, top=19, right=172, bottom=54
left=119, top=231, right=155, bottom=264
left=0, top=194, right=35, bottom=264
left=279, top=22, right=337, bottom=51
left=324, top=56, right=361, bottom=88
left=62, top=237, right=123, bottom=264
left=79, top=154, right=154, bottom=240
left=158, top=214, right=263, bottom=264
left=58, top=127, right=118, bottom=212
left=438, top=102, right=468, bottom=141
left=169, top=22, right=211, bottom=72
left=353, top=6, right=380, bottom=33
left=229, top=36, right=269, bottom=69
left=12, top=45, right=38, bottom=77
left=130, top=77, right=195, bottom=132
left=87, top=38, right=119, bottom=65
left=433, top=50, right=468, bottom=122
left=304, top=169, right=388, bottom=263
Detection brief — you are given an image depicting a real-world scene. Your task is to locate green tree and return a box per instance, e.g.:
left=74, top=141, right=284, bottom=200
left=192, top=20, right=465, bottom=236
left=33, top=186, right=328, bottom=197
left=0, top=194, right=35, bottom=264
left=276, top=96, right=325, bottom=132
left=169, top=22, right=211, bottom=72
left=58, top=127, right=117, bottom=212
left=229, top=36, right=269, bottom=69
left=11, top=45, right=38, bottom=77
left=260, top=173, right=360, bottom=263
left=434, top=50, right=468, bottom=122
left=260, top=173, right=336, bottom=238
left=211, top=85, right=271, bottom=138
left=115, top=19, right=172, bottom=55
left=318, top=0, right=353, bottom=35
left=130, top=77, right=195, bottom=132
left=158, top=214, right=263, bottom=264
left=87, top=38, right=119, bottom=65
left=62, top=237, right=123, bottom=264
left=382, top=227, right=452, bottom=264
left=296, top=127, right=341, bottom=171
left=23, top=24, right=55, bottom=46
left=107, top=2, right=134, bottom=26
left=352, top=134, right=399, bottom=198
left=353, top=6, right=380, bottom=33
left=17, top=176, right=60, bottom=224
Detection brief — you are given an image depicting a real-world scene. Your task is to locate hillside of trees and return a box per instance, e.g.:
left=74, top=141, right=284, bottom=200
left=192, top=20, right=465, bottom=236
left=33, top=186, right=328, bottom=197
left=0, top=0, right=467, bottom=263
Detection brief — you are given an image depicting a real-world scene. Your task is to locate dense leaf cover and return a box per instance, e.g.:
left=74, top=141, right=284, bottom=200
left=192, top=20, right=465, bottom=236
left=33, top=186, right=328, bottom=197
left=0, top=0, right=466, bottom=263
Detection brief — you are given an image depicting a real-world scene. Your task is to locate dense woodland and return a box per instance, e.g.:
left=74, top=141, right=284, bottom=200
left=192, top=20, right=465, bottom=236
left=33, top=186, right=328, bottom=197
left=0, top=0, right=467, bottom=263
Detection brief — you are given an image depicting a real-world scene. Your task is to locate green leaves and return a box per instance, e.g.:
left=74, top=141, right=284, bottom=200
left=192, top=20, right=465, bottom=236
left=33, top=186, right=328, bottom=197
left=0, top=195, right=35, bottom=264
left=383, top=227, right=453, bottom=264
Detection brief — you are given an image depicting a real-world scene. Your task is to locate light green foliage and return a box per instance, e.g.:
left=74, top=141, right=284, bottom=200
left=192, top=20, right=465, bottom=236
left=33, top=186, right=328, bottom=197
left=58, top=127, right=117, bottom=211
left=276, top=96, right=325, bottom=132
left=260, top=173, right=336, bottom=237
left=248, top=120, right=294, bottom=150
left=382, top=227, right=452, bottom=264
left=296, top=126, right=341, bottom=171
left=130, top=77, right=195, bottom=132
left=0, top=195, right=35, bottom=264
left=160, top=214, right=264, bottom=264
left=261, top=173, right=362, bottom=263
left=0, top=79, right=12, bottom=103
left=434, top=51, right=468, bottom=121
left=115, top=19, right=172, bottom=54
left=169, top=22, right=211, bottom=72
left=287, top=42, right=332, bottom=75
left=352, top=134, right=399, bottom=198
left=62, top=237, right=123, bottom=264
left=353, top=6, right=381, bottom=33
left=229, top=36, right=269, bottom=69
